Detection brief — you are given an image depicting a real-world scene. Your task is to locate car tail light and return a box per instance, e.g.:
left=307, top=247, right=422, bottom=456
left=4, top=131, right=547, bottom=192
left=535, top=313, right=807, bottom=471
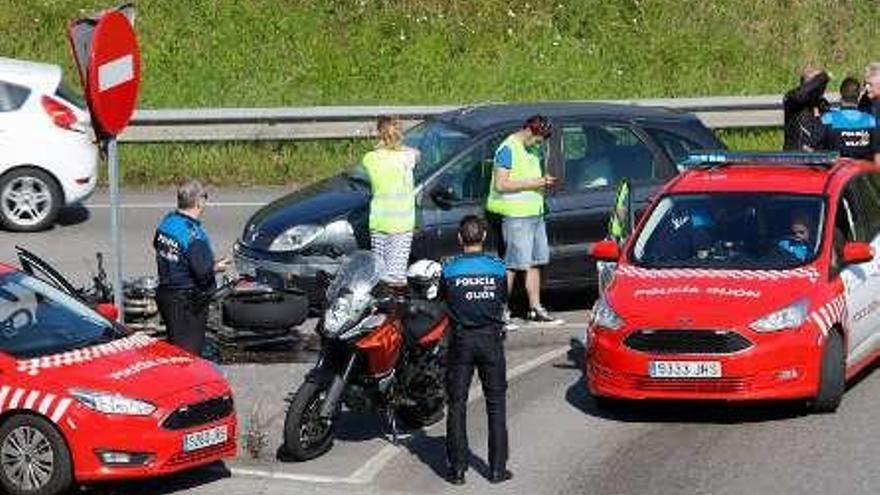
left=41, top=95, right=80, bottom=132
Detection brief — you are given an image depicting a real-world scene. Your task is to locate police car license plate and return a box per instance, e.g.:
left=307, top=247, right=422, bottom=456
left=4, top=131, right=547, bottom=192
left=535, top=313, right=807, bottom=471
left=183, top=425, right=228, bottom=453
left=649, top=360, right=722, bottom=379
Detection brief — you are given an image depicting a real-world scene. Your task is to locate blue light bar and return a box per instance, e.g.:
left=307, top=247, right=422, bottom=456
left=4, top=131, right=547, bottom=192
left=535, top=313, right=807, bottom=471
left=678, top=151, right=839, bottom=169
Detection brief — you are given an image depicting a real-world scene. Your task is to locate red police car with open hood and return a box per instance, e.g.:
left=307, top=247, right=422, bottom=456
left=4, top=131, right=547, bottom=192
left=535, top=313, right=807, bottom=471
left=0, top=250, right=236, bottom=495
left=587, top=152, right=880, bottom=412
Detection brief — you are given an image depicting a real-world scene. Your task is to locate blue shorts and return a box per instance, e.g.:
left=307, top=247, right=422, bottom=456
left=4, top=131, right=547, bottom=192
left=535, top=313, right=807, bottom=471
left=501, top=216, right=549, bottom=270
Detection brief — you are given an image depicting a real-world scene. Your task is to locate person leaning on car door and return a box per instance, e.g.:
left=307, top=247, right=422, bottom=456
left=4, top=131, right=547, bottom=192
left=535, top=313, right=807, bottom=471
left=153, top=179, right=229, bottom=356
left=363, top=116, right=420, bottom=293
left=486, top=114, right=562, bottom=327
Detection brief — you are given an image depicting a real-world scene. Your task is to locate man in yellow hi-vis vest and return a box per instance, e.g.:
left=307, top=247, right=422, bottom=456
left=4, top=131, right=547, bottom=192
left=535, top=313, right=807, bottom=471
left=363, top=116, right=420, bottom=290
left=487, top=115, right=562, bottom=327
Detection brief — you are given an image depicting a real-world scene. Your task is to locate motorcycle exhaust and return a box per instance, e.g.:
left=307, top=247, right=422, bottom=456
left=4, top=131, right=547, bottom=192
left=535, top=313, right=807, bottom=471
left=319, top=353, right=357, bottom=419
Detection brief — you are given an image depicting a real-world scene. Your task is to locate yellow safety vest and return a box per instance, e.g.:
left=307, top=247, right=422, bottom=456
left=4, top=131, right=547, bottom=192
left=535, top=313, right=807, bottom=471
left=486, top=135, right=544, bottom=217
left=363, top=149, right=416, bottom=233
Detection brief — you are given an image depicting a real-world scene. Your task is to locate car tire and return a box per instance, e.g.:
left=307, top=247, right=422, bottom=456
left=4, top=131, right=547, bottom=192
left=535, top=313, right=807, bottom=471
left=0, top=167, right=63, bottom=232
left=0, top=414, right=73, bottom=495
left=813, top=330, right=845, bottom=414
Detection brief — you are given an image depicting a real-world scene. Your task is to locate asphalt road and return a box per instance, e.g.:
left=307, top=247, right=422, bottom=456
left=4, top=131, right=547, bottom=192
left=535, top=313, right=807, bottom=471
left=9, top=189, right=880, bottom=495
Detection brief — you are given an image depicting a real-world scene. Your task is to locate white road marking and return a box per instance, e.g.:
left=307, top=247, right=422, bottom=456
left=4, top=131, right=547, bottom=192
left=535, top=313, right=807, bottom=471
left=86, top=202, right=267, bottom=209
left=229, top=345, right=570, bottom=485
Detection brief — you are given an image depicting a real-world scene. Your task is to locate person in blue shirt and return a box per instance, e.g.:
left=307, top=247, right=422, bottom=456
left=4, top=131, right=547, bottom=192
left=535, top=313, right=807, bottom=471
left=778, top=213, right=812, bottom=262
left=441, top=215, right=511, bottom=486
left=153, top=179, right=229, bottom=355
left=821, top=77, right=880, bottom=163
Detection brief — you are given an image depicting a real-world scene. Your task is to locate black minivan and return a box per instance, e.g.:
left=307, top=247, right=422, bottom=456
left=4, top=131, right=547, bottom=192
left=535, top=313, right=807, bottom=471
left=234, top=102, right=725, bottom=311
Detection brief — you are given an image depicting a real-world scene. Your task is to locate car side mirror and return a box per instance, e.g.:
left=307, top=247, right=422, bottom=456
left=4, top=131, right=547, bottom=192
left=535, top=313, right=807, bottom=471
left=589, top=240, right=621, bottom=262
left=96, top=303, right=120, bottom=321
left=843, top=242, right=873, bottom=265
left=429, top=183, right=458, bottom=210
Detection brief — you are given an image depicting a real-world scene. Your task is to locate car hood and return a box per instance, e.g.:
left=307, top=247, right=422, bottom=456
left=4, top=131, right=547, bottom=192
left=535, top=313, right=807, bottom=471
left=606, top=264, right=821, bottom=328
left=15, top=333, right=224, bottom=403
left=240, top=173, right=370, bottom=250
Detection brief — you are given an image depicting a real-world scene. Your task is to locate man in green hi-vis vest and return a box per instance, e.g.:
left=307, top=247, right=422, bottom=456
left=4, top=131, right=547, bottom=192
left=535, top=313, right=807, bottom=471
left=487, top=115, right=563, bottom=327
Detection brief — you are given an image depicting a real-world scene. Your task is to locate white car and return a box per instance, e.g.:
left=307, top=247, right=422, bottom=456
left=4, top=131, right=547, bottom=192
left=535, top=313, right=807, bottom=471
left=0, top=57, right=98, bottom=231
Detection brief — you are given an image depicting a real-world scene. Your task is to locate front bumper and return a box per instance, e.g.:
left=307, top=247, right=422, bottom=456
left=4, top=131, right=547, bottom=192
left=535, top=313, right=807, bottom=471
left=69, top=383, right=237, bottom=482
left=586, top=326, right=822, bottom=401
left=233, top=242, right=344, bottom=308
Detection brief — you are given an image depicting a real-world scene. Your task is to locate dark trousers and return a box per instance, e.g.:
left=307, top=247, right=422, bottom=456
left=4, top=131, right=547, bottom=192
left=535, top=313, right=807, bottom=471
left=445, top=331, right=508, bottom=472
left=156, top=287, right=209, bottom=356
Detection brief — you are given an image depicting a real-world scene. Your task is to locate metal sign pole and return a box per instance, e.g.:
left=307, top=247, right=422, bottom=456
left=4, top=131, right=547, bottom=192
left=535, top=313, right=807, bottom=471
left=107, top=137, right=124, bottom=323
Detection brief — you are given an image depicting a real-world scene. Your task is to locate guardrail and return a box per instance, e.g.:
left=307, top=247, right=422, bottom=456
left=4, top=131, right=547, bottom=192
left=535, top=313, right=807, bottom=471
left=119, top=94, right=840, bottom=143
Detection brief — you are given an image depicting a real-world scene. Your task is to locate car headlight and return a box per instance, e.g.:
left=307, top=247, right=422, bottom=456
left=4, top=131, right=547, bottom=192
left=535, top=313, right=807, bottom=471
left=268, top=219, right=355, bottom=252
left=750, top=299, right=809, bottom=333
left=269, top=224, right=325, bottom=252
left=70, top=389, right=156, bottom=416
left=591, top=297, right=624, bottom=330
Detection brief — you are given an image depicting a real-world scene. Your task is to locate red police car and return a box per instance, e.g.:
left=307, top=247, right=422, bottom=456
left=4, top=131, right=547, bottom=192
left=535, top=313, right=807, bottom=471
left=587, top=152, right=880, bottom=412
left=0, top=253, right=236, bottom=495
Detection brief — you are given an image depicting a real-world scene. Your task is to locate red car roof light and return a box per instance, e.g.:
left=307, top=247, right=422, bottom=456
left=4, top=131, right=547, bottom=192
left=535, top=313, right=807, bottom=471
left=40, top=95, right=79, bottom=131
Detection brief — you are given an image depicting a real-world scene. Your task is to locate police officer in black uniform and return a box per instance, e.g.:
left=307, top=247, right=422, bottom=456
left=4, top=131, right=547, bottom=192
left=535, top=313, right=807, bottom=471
left=820, top=77, right=880, bottom=161
left=153, top=179, right=229, bottom=355
left=441, top=215, right=512, bottom=485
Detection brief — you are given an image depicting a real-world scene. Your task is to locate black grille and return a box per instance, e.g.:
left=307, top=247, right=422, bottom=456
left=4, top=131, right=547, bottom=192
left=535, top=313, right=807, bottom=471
left=624, top=330, right=752, bottom=354
left=162, top=396, right=234, bottom=430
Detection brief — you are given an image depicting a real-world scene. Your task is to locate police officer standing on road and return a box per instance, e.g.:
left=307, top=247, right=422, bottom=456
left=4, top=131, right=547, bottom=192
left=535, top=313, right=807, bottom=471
left=442, top=215, right=512, bottom=485
left=154, top=179, right=229, bottom=355
left=820, top=77, right=880, bottom=163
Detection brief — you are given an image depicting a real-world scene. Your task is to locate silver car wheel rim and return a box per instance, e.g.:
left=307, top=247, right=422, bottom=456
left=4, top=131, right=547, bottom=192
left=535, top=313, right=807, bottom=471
left=1, top=176, right=53, bottom=227
left=1, top=426, right=54, bottom=491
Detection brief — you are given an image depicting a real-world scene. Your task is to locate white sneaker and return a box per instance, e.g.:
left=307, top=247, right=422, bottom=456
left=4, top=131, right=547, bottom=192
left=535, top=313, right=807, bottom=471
left=503, top=308, right=519, bottom=331
left=525, top=305, right=564, bottom=326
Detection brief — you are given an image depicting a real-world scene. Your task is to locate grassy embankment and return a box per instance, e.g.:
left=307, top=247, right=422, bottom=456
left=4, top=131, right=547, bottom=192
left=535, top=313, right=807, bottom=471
left=2, top=0, right=878, bottom=185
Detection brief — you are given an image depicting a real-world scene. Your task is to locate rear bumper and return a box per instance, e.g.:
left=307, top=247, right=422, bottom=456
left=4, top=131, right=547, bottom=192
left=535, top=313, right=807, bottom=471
left=586, top=326, right=821, bottom=401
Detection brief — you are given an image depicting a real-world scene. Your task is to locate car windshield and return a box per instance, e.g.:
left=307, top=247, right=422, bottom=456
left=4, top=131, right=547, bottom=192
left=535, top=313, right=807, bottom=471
left=0, top=272, right=121, bottom=358
left=631, top=193, right=825, bottom=269
left=346, top=120, right=472, bottom=186
left=403, top=120, right=473, bottom=183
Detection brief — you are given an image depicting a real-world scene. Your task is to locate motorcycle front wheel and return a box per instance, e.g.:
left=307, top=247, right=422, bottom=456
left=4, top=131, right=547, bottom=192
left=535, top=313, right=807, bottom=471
left=282, top=379, right=336, bottom=461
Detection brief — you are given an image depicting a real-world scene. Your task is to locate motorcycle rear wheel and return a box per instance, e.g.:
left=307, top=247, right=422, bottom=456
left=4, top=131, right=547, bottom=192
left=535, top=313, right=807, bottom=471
left=397, top=399, right=445, bottom=429
left=282, top=379, right=336, bottom=461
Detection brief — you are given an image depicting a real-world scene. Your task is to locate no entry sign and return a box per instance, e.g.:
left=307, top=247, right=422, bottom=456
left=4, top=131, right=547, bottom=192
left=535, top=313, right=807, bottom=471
left=68, top=5, right=141, bottom=138
left=67, top=4, right=142, bottom=322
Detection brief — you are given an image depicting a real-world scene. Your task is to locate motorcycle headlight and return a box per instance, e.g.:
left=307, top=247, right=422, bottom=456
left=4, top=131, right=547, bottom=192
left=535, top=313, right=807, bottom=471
left=269, top=224, right=325, bottom=252
left=70, top=389, right=156, bottom=416
left=591, top=297, right=624, bottom=331
left=323, top=291, right=353, bottom=335
left=750, top=299, right=809, bottom=333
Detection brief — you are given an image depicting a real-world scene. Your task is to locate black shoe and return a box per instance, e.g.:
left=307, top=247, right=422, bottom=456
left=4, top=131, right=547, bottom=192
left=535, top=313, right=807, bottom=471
left=488, top=468, right=513, bottom=484
left=447, top=468, right=466, bottom=485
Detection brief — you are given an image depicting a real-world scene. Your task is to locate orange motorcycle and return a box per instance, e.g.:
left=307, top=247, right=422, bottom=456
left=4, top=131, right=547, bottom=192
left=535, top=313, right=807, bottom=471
left=282, top=251, right=448, bottom=461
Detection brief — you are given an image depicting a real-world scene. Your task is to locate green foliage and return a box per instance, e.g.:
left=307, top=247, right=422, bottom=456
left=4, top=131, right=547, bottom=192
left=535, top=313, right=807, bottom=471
left=1, top=0, right=872, bottom=185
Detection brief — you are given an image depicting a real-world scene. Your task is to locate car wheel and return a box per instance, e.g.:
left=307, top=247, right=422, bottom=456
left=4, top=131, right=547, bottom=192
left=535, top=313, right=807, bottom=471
left=0, top=168, right=63, bottom=232
left=0, top=415, right=73, bottom=495
left=813, top=330, right=845, bottom=414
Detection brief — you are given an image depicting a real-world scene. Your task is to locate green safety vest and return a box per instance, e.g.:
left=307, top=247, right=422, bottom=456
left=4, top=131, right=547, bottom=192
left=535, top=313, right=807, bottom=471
left=608, top=180, right=630, bottom=242
left=486, top=135, right=544, bottom=217
left=363, top=149, right=416, bottom=233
